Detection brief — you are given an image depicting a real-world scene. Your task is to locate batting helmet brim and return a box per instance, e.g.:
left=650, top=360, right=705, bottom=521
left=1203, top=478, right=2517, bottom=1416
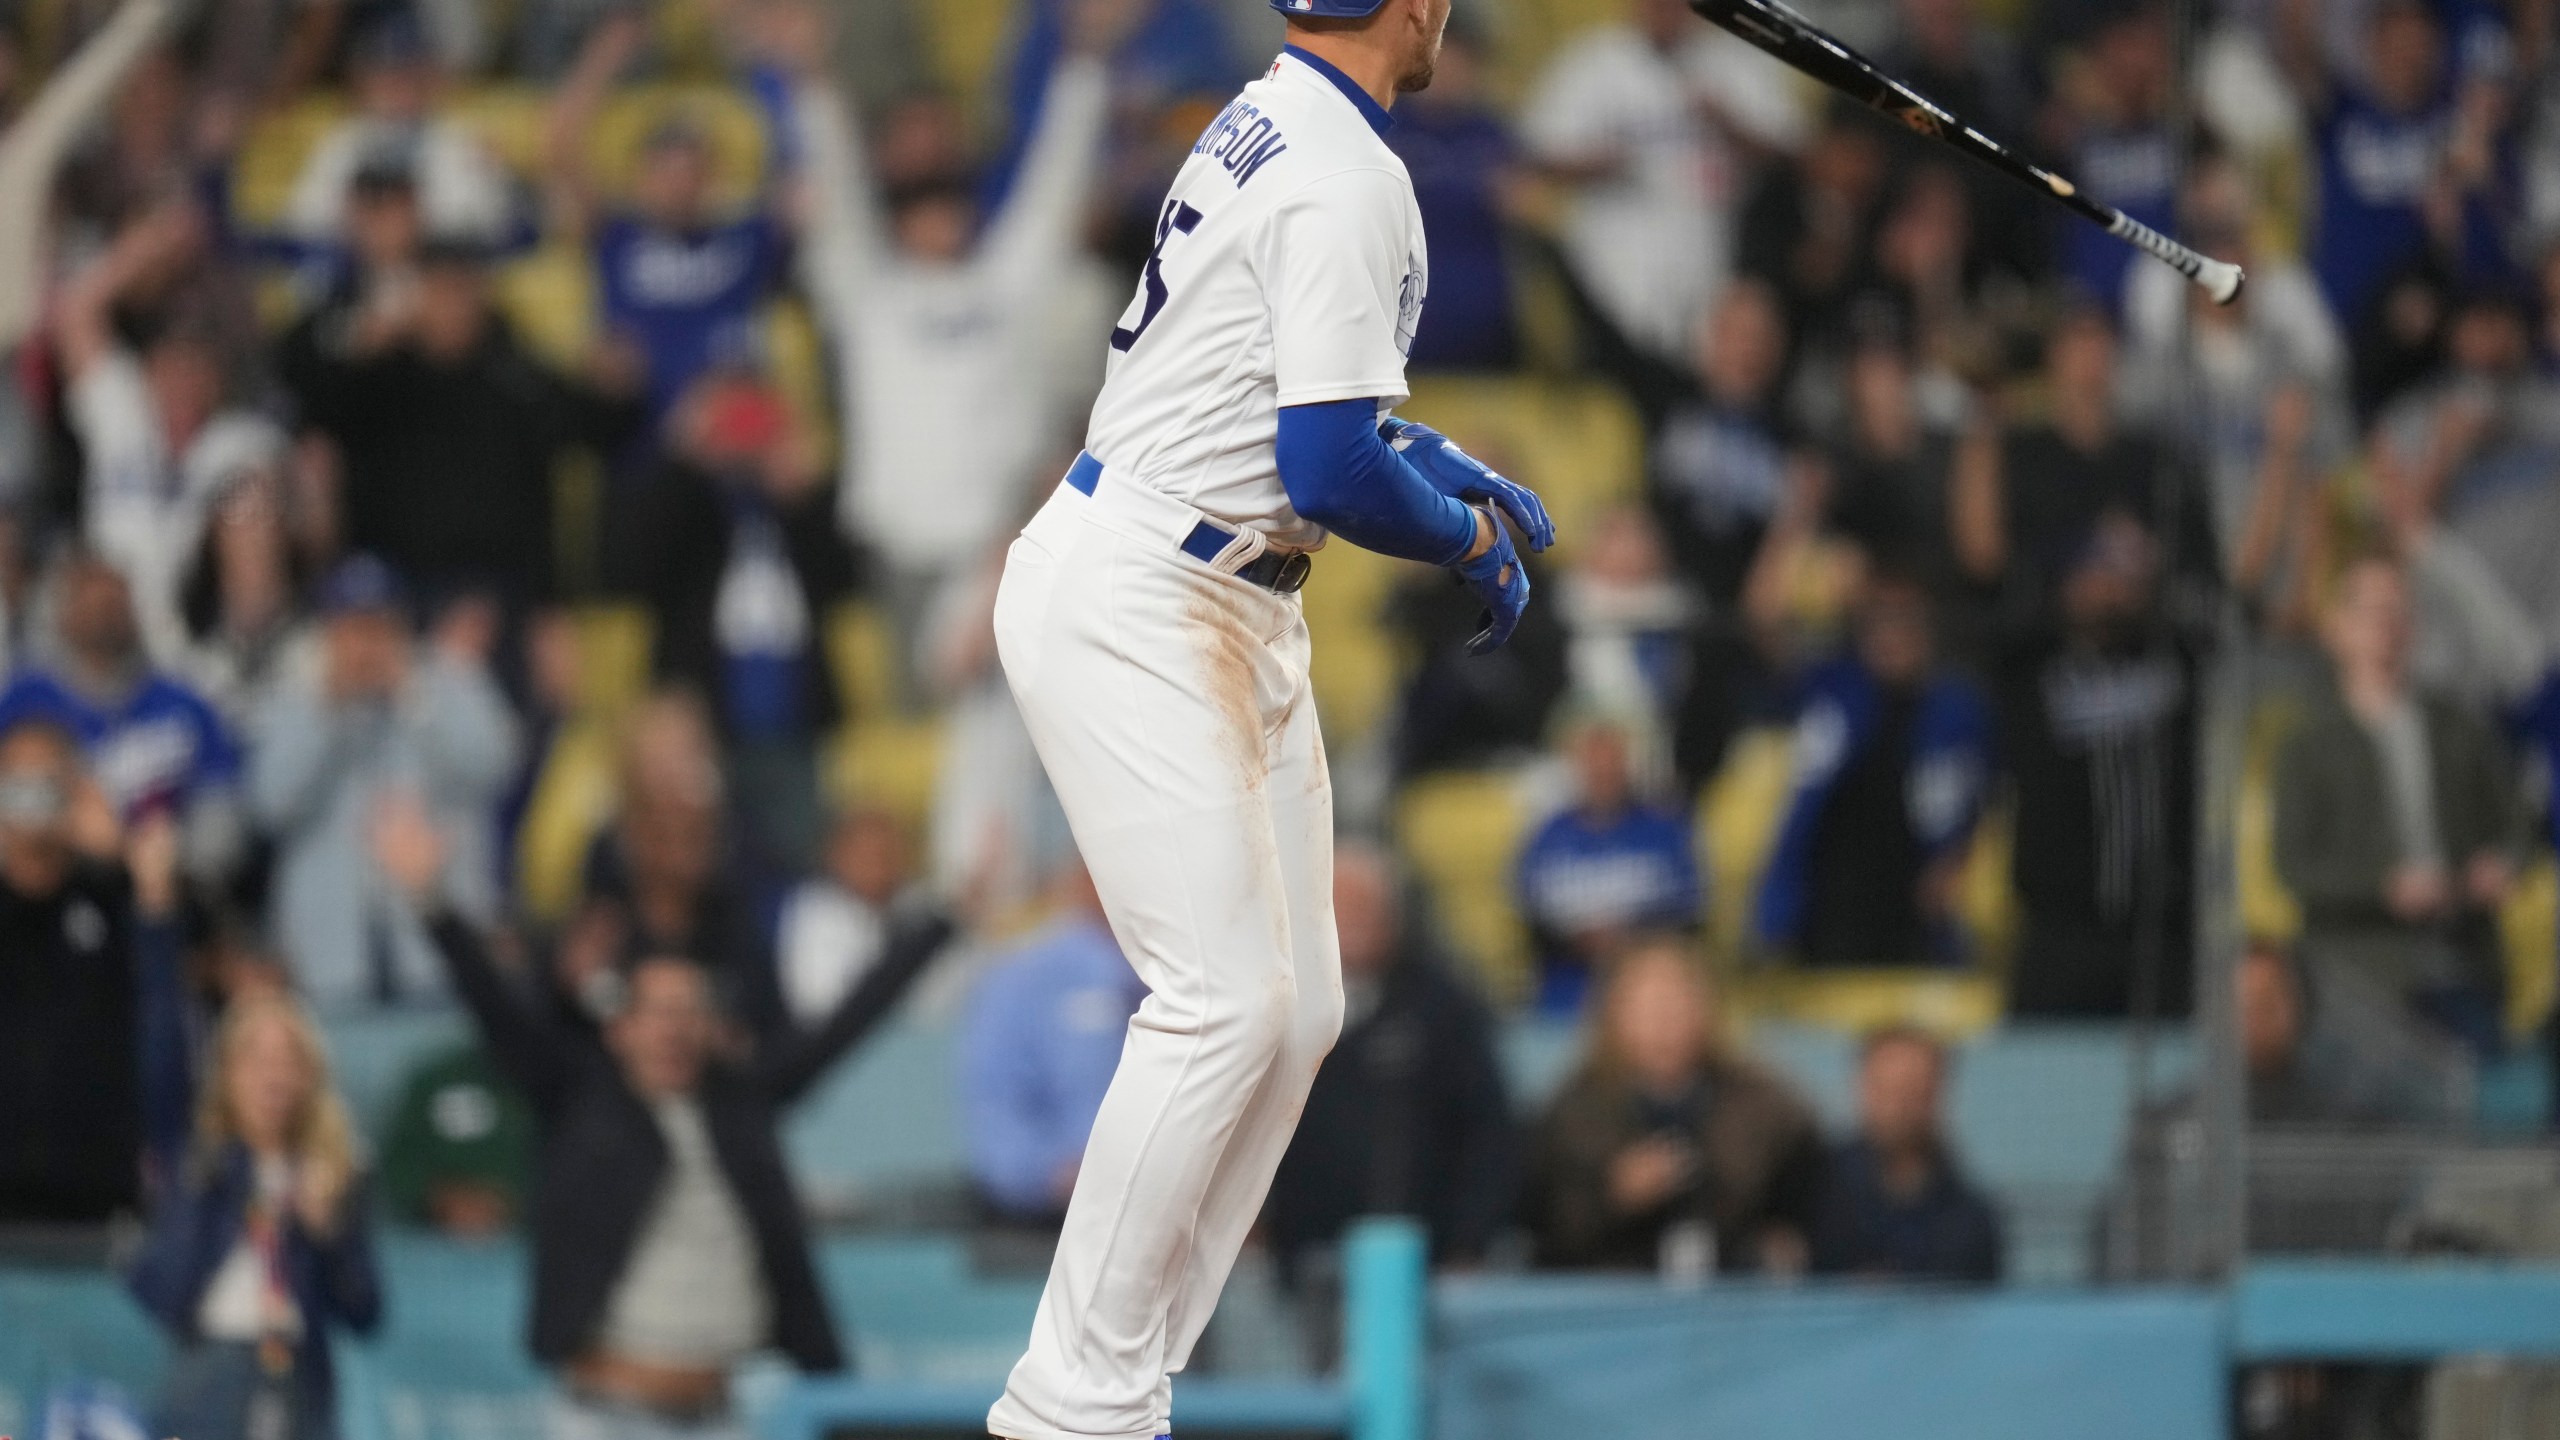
left=1269, top=0, right=1391, bottom=17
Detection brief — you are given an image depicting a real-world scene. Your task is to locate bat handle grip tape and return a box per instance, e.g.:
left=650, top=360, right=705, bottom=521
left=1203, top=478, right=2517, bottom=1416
left=2108, top=212, right=2247, bottom=305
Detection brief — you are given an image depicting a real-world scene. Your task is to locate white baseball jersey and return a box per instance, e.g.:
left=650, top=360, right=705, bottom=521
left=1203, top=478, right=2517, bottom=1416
left=987, top=48, right=1422, bottom=1440
left=1082, top=46, right=1429, bottom=551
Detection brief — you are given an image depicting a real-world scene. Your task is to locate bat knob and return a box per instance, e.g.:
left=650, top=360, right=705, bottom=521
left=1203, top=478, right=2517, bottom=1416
left=2199, top=259, right=2246, bottom=306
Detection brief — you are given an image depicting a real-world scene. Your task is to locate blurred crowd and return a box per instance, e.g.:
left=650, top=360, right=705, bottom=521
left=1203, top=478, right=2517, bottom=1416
left=4, top=0, right=2560, bottom=1433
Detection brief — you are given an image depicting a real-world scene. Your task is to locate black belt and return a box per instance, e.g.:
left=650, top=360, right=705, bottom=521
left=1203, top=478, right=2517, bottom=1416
left=1064, top=452, right=1311, bottom=594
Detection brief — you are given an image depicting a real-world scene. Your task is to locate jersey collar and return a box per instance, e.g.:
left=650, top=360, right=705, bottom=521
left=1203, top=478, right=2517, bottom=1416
left=1281, top=45, right=1393, bottom=137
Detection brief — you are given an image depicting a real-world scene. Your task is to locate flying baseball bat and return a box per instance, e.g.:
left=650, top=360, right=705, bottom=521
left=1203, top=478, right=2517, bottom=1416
left=1689, top=0, right=2246, bottom=304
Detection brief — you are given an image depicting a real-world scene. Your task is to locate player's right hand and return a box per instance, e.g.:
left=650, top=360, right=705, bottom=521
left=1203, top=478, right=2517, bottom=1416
left=1452, top=507, right=1530, bottom=655
left=1381, top=417, right=1556, bottom=552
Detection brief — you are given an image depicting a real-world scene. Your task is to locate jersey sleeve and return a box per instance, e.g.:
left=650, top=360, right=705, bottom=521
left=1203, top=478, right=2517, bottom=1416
left=1262, top=167, right=1418, bottom=409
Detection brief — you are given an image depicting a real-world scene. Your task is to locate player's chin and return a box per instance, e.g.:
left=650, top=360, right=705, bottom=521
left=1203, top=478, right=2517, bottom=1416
left=1395, top=60, right=1436, bottom=94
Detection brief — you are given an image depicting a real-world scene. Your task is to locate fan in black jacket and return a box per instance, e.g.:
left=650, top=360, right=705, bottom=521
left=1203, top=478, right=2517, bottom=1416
left=372, top=797, right=947, bottom=1393
left=1266, top=843, right=1518, bottom=1284
left=613, top=374, right=865, bottom=872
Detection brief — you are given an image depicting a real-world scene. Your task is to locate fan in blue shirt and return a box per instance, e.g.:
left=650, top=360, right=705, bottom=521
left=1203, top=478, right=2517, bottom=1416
left=2054, top=12, right=2177, bottom=314
left=2309, top=2, right=2513, bottom=326
left=1385, top=22, right=1520, bottom=370
left=960, top=878, right=1148, bottom=1222
left=1515, top=711, right=1703, bottom=1015
left=547, top=15, right=802, bottom=418
left=0, top=554, right=240, bottom=826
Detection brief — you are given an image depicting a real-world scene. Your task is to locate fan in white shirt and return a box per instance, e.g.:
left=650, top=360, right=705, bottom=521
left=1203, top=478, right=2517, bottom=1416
left=1520, top=0, right=1806, bottom=362
left=282, top=17, right=516, bottom=248
left=792, top=1, right=1130, bottom=613
left=55, top=203, right=289, bottom=666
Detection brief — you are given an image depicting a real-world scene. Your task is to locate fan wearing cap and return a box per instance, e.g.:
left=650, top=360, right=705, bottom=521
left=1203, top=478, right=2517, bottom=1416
left=544, top=9, right=802, bottom=420
left=294, top=234, right=647, bottom=632
left=276, top=150, right=427, bottom=397
left=246, top=555, right=520, bottom=1012
left=281, top=14, right=518, bottom=249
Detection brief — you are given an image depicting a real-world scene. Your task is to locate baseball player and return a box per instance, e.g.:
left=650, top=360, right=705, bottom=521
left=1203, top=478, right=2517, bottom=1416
left=985, top=2, right=1554, bottom=1437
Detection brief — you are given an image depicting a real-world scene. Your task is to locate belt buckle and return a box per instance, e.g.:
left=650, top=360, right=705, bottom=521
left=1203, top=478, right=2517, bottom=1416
left=1270, top=552, right=1311, bottom=594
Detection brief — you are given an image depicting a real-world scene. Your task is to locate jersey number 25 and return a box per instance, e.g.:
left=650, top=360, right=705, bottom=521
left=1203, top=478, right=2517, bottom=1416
left=1110, top=198, right=1206, bottom=353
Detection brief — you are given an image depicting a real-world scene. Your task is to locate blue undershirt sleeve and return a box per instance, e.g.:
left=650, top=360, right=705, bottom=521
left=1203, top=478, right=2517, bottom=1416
left=1276, top=399, right=1480, bottom=566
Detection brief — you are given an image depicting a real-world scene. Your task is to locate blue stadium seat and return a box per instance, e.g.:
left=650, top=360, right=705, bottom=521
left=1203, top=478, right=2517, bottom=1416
left=784, top=1021, right=971, bottom=1211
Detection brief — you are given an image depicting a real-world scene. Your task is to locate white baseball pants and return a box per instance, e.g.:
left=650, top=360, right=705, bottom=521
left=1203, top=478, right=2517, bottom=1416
left=986, top=474, right=1345, bottom=1440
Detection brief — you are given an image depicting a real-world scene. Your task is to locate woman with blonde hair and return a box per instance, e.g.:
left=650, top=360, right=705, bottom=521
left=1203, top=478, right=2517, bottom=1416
left=1523, top=937, right=1823, bottom=1277
left=130, top=989, right=383, bottom=1440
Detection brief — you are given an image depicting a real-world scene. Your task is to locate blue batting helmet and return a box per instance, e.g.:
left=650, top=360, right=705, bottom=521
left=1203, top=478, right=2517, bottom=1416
left=1269, top=0, right=1391, bottom=17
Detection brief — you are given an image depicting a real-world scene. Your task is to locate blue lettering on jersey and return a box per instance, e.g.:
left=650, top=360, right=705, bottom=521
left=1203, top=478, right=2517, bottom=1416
left=1191, top=98, right=1289, bottom=189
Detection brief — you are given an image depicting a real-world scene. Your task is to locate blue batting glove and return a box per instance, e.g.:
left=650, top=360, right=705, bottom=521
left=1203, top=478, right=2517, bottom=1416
left=1381, top=417, right=1556, bottom=553
left=1451, top=507, right=1530, bottom=655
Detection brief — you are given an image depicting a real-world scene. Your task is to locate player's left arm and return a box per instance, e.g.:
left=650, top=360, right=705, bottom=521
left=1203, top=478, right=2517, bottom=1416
left=1377, top=416, right=1555, bottom=552
left=1277, top=402, right=1532, bottom=654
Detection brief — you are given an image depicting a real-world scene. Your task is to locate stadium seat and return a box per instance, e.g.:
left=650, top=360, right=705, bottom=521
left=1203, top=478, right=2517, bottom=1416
left=1297, top=542, right=1411, bottom=745
left=921, top=0, right=1018, bottom=122
left=514, top=714, right=623, bottom=924
left=820, top=598, right=942, bottom=828
left=762, top=295, right=833, bottom=444
left=441, top=84, right=549, bottom=176
left=2235, top=694, right=2306, bottom=943
left=230, top=95, right=351, bottom=228
left=1750, top=1019, right=2191, bottom=1283
left=493, top=243, right=598, bottom=367
left=1696, top=726, right=1794, bottom=959
left=1488, top=0, right=1633, bottom=102
left=829, top=719, right=945, bottom=831
left=571, top=604, right=655, bottom=712
left=1697, top=721, right=2016, bottom=1014
left=826, top=599, right=903, bottom=724
left=1401, top=375, right=1643, bottom=566
left=1727, top=969, right=2005, bottom=1038
left=1964, top=799, right=2020, bottom=948
left=647, top=0, right=737, bottom=81
left=787, top=1021, right=972, bottom=1212
left=508, top=605, right=652, bottom=921
left=1395, top=769, right=1533, bottom=1005
left=2504, top=856, right=2558, bottom=1043
left=322, top=1009, right=474, bottom=1139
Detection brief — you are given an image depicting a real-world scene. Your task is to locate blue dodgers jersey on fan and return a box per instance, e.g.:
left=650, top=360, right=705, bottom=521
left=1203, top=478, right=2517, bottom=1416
left=1515, top=802, right=1703, bottom=1011
left=2311, top=85, right=2508, bottom=321
left=0, top=668, right=241, bottom=815
left=2064, top=122, right=2177, bottom=311
left=1388, top=104, right=1519, bottom=368
left=594, top=212, right=789, bottom=413
left=1516, top=805, right=1703, bottom=935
